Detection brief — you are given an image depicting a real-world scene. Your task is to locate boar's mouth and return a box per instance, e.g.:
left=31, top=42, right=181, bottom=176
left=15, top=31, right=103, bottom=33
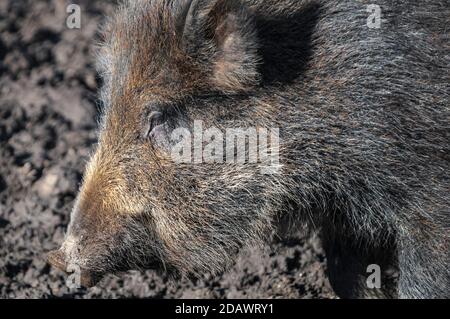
left=47, top=249, right=103, bottom=288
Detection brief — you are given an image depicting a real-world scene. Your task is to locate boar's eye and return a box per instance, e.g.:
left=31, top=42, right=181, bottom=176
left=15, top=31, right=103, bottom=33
left=142, top=111, right=166, bottom=140
left=140, top=109, right=175, bottom=151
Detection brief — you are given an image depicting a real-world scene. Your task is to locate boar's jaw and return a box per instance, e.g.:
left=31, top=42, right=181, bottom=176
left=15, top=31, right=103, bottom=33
left=47, top=249, right=102, bottom=288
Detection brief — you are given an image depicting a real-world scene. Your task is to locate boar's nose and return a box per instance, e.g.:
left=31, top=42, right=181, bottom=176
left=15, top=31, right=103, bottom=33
left=47, top=249, right=67, bottom=272
left=47, top=249, right=99, bottom=288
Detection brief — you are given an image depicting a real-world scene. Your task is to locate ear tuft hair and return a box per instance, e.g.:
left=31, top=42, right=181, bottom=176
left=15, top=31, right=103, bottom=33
left=181, top=0, right=261, bottom=93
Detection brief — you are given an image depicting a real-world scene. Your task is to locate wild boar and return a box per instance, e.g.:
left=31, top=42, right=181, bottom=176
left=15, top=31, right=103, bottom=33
left=48, top=0, right=449, bottom=298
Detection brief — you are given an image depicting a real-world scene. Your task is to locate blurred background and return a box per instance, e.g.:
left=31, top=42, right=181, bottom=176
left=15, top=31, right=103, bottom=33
left=0, top=0, right=335, bottom=298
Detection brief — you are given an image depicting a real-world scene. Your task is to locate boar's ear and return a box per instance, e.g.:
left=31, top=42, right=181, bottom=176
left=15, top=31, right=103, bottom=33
left=180, top=0, right=260, bottom=93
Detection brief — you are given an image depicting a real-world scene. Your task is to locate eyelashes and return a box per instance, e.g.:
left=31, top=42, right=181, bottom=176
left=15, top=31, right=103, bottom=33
left=142, top=111, right=166, bottom=140
left=140, top=101, right=186, bottom=147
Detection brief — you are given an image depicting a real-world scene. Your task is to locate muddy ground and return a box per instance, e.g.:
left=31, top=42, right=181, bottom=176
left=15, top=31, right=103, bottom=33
left=0, top=0, right=336, bottom=298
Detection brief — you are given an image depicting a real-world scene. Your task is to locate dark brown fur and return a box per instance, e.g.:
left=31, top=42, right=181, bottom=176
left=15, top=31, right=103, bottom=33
left=48, top=0, right=450, bottom=298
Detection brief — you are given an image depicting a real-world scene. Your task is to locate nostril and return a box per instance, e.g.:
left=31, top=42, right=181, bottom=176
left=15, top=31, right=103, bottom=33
left=47, top=249, right=102, bottom=288
left=47, top=249, right=68, bottom=273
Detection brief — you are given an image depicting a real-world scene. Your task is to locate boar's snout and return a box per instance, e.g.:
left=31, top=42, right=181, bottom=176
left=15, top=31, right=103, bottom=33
left=47, top=249, right=67, bottom=273
left=47, top=249, right=100, bottom=288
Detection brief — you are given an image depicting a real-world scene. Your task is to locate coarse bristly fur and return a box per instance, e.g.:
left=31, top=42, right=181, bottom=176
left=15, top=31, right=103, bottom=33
left=48, top=0, right=449, bottom=298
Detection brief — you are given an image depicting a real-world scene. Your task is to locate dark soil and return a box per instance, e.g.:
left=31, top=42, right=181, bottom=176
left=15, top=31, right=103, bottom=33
left=0, top=0, right=336, bottom=299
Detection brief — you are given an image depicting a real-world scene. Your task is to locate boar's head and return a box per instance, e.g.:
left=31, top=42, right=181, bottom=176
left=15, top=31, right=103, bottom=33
left=48, top=0, right=287, bottom=286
